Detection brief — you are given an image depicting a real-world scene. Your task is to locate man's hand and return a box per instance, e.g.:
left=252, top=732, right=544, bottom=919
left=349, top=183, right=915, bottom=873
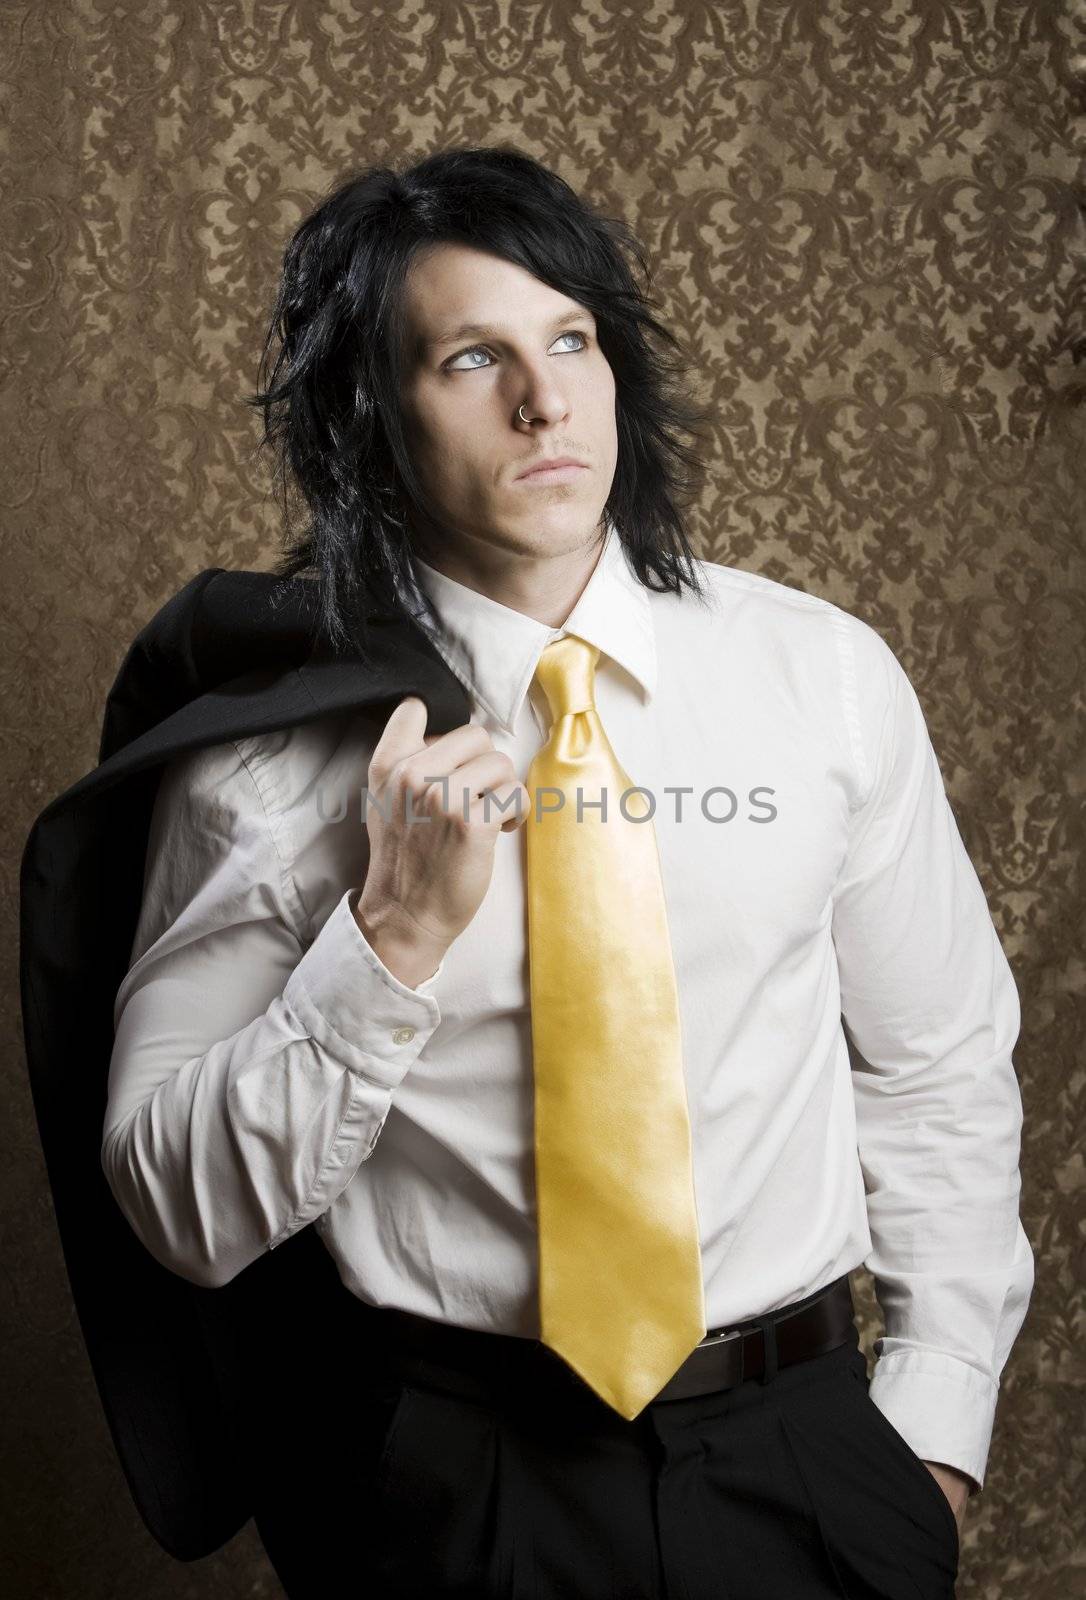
left=922, top=1460, right=972, bottom=1537
left=355, top=697, right=529, bottom=985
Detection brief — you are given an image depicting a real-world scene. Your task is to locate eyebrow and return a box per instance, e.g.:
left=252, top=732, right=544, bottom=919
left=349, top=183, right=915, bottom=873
left=420, top=307, right=591, bottom=357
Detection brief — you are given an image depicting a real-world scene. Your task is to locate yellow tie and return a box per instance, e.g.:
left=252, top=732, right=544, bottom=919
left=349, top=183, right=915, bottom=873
left=524, top=632, right=706, bottom=1420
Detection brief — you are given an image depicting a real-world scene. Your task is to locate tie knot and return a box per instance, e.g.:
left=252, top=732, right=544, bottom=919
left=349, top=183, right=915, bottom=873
left=532, top=634, right=599, bottom=722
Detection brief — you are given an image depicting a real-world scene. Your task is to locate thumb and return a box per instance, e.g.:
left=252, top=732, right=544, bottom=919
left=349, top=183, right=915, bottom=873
left=372, top=695, right=430, bottom=769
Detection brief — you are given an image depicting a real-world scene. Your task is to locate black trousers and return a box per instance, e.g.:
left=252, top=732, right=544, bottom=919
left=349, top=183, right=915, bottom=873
left=252, top=1278, right=960, bottom=1600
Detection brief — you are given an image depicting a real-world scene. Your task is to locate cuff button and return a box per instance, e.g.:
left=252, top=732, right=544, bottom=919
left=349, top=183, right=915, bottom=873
left=392, top=1026, right=417, bottom=1045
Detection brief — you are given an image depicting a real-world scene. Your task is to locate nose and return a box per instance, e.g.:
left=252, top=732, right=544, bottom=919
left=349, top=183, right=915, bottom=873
left=514, top=373, right=570, bottom=429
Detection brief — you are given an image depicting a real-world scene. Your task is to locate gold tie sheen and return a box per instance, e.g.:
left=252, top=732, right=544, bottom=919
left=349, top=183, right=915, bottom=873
left=525, top=633, right=706, bottom=1420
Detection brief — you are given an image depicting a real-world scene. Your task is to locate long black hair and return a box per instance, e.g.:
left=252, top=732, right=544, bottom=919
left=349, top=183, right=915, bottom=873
left=244, top=144, right=714, bottom=662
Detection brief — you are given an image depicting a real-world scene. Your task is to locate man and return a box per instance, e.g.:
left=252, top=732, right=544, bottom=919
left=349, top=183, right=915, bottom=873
left=97, top=147, right=1032, bottom=1598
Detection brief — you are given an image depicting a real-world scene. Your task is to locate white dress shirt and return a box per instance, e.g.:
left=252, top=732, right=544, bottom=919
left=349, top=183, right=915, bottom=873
left=102, top=520, right=1033, bottom=1490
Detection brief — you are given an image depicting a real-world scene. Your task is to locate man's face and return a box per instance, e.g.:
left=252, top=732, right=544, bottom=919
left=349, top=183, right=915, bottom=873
left=397, top=242, right=618, bottom=566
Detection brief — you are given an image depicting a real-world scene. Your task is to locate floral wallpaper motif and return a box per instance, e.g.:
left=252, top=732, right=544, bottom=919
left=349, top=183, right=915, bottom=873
left=4, top=2, right=1083, bottom=1597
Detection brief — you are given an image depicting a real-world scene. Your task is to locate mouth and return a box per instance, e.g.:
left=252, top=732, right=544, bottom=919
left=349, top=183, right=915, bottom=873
left=514, top=460, right=590, bottom=486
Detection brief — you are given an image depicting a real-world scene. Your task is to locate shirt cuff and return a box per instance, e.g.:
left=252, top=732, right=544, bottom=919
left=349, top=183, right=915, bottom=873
left=282, top=889, right=444, bottom=1089
left=867, top=1348, right=997, bottom=1493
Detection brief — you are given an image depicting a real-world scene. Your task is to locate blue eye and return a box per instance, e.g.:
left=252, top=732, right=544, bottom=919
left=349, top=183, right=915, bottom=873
left=445, top=329, right=588, bottom=371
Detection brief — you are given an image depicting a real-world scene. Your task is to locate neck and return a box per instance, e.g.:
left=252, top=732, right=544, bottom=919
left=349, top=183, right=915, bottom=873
left=409, top=521, right=608, bottom=629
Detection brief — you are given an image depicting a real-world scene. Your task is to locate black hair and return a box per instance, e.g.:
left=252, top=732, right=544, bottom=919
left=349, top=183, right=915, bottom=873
left=244, top=143, right=714, bottom=661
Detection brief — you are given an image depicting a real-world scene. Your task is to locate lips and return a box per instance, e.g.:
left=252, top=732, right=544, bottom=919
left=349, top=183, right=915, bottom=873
left=515, top=456, right=589, bottom=480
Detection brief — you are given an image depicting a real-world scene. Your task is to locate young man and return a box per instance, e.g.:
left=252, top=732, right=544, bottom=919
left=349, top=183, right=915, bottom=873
left=101, top=147, right=1032, bottom=1599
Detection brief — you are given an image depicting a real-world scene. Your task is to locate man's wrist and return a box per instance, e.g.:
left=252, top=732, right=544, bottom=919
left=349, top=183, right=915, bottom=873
left=922, top=1460, right=973, bottom=1528
left=351, top=893, right=447, bottom=989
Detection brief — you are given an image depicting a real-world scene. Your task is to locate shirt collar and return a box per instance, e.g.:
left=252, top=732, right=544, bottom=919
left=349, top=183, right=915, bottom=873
left=403, top=518, right=657, bottom=735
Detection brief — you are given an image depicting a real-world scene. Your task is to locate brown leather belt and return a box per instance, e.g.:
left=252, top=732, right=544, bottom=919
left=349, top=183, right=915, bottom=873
left=354, top=1272, right=858, bottom=1408
left=652, top=1271, right=857, bottom=1401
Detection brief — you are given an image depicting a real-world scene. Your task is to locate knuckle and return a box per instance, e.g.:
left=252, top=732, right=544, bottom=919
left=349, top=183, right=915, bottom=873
left=395, top=756, right=429, bottom=795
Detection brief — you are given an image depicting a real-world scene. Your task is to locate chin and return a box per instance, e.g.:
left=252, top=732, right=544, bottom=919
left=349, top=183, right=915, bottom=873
left=509, top=504, right=605, bottom=543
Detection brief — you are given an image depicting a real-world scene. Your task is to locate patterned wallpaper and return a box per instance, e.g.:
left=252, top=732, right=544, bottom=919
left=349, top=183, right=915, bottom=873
left=4, top=3, right=1084, bottom=1597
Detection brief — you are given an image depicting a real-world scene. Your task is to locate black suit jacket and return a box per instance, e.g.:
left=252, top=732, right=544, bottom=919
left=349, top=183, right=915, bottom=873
left=19, top=568, right=472, bottom=1560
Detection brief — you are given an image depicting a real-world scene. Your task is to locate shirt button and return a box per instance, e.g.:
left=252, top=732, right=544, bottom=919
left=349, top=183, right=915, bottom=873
left=392, top=1026, right=416, bottom=1045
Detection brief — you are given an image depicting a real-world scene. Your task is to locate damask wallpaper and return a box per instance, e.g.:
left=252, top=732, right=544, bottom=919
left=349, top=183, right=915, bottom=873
left=3, top=2, right=1083, bottom=1597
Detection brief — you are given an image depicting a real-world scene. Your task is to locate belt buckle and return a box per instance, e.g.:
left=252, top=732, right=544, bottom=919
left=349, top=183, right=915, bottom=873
left=697, top=1326, right=743, bottom=1349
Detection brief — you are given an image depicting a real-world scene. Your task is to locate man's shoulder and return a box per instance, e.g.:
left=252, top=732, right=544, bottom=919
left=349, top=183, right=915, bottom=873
left=693, top=553, right=828, bottom=610
left=687, top=554, right=893, bottom=662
